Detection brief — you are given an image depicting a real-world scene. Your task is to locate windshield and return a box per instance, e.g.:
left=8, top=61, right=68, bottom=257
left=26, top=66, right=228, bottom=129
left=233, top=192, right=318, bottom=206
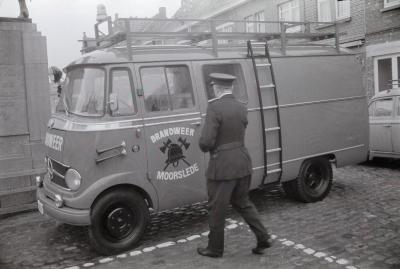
left=56, top=67, right=105, bottom=116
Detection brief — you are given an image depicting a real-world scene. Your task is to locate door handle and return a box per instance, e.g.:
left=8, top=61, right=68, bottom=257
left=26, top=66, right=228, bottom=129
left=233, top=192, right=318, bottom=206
left=383, top=125, right=392, bottom=127
left=190, top=121, right=201, bottom=126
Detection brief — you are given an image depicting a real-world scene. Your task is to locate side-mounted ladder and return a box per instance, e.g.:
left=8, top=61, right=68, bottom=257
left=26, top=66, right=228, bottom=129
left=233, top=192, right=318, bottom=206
left=247, top=41, right=283, bottom=186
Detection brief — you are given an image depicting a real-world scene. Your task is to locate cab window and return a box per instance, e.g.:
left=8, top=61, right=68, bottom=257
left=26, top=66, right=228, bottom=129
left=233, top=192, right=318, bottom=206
left=140, top=66, right=195, bottom=112
left=374, top=98, right=393, bottom=117
left=57, top=67, right=105, bottom=116
left=110, top=69, right=136, bottom=116
left=202, top=63, right=248, bottom=103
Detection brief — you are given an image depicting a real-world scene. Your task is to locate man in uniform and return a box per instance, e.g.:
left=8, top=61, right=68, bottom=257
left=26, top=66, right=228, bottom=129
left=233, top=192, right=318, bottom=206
left=197, top=73, right=272, bottom=258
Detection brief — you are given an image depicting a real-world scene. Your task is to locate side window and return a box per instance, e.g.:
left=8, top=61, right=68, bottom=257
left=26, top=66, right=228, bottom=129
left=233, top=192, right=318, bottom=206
left=368, top=102, right=375, bottom=117
left=111, top=69, right=136, bottom=116
left=140, top=65, right=195, bottom=112
left=202, top=63, right=248, bottom=103
left=374, top=98, right=393, bottom=117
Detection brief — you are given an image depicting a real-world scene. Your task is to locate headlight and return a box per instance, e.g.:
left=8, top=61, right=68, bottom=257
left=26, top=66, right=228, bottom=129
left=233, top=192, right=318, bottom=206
left=65, top=168, right=81, bottom=191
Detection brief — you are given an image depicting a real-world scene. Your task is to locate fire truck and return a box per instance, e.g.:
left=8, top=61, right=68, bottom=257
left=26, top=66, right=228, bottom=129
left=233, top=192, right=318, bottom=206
left=36, top=18, right=368, bottom=254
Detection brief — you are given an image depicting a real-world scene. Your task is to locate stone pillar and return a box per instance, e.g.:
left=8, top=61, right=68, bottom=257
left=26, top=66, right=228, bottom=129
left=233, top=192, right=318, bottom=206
left=0, top=18, right=50, bottom=214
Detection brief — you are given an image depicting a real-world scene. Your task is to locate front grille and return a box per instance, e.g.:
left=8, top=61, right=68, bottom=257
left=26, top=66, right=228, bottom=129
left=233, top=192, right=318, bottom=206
left=47, top=157, right=69, bottom=189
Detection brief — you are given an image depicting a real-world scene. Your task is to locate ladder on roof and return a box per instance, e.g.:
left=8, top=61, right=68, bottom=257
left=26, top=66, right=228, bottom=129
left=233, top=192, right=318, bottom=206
left=247, top=40, right=283, bottom=186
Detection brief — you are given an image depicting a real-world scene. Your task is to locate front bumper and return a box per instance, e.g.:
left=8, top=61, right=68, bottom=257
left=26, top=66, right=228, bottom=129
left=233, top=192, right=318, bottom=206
left=37, top=187, right=91, bottom=226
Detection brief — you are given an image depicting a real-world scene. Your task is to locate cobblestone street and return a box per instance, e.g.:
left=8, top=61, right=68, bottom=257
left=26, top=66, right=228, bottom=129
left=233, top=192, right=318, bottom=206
left=0, top=161, right=399, bottom=269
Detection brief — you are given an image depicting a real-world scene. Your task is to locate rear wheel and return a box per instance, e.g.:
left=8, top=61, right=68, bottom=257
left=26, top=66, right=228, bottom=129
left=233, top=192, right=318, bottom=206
left=89, top=189, right=149, bottom=255
left=282, top=157, right=332, bottom=203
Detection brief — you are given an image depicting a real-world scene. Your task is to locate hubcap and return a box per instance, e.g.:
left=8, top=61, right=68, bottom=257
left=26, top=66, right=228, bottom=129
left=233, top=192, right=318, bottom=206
left=106, top=207, right=135, bottom=239
left=304, top=164, right=323, bottom=191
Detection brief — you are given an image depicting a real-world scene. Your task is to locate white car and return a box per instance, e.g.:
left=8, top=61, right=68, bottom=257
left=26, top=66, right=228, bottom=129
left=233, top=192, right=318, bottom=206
left=369, top=89, right=400, bottom=160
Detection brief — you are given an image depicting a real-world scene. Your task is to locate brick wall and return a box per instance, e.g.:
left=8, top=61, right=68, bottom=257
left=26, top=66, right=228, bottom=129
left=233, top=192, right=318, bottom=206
left=303, top=0, right=365, bottom=44
left=365, top=0, right=400, bottom=35
left=364, top=0, right=400, bottom=97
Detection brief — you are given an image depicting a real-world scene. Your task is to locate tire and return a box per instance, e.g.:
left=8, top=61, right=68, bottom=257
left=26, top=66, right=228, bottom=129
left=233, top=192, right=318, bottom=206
left=89, top=189, right=149, bottom=255
left=283, top=157, right=332, bottom=203
left=282, top=180, right=299, bottom=200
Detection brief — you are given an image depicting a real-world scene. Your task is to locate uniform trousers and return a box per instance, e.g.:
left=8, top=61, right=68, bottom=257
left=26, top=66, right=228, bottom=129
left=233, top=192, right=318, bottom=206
left=207, top=175, right=269, bottom=253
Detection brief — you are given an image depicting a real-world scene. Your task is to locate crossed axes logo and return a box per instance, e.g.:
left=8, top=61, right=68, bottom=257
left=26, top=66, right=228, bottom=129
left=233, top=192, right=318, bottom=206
left=159, top=137, right=191, bottom=171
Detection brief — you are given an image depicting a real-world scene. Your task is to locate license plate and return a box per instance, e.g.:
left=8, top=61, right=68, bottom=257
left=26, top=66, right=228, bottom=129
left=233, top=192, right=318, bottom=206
left=37, top=200, right=44, bottom=215
left=45, top=133, right=64, bottom=151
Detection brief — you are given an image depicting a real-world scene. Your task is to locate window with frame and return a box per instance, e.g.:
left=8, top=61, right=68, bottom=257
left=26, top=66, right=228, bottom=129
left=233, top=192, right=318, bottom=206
left=278, top=0, right=301, bottom=33
left=216, top=22, right=234, bottom=44
left=57, top=67, right=105, bottom=116
left=336, top=0, right=350, bottom=20
left=374, top=98, right=393, bottom=117
left=110, top=69, right=136, bottom=116
left=140, top=66, right=195, bottom=112
left=374, top=54, right=400, bottom=93
left=317, top=0, right=350, bottom=22
left=244, top=14, right=254, bottom=33
left=384, top=0, right=400, bottom=8
left=254, top=11, right=265, bottom=33
left=202, top=63, right=248, bottom=103
left=245, top=11, right=265, bottom=33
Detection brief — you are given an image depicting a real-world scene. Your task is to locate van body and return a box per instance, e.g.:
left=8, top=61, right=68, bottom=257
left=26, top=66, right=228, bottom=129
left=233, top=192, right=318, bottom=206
left=369, top=89, right=400, bottom=160
left=37, top=43, right=368, bottom=254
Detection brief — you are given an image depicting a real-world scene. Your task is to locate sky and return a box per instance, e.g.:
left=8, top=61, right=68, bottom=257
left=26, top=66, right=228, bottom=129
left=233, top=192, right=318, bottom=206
left=0, top=0, right=182, bottom=68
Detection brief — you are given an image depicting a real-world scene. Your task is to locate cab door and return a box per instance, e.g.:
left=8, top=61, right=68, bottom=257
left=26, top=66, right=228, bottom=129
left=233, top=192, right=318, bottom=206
left=91, top=65, right=149, bottom=192
left=135, top=63, right=206, bottom=211
left=369, top=98, right=394, bottom=153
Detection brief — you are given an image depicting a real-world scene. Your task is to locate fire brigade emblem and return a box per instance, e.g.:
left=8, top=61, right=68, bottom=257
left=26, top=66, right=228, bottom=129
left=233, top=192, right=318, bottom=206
left=160, top=137, right=191, bottom=171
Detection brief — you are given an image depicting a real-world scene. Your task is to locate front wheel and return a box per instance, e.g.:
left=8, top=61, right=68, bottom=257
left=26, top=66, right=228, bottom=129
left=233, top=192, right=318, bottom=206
left=282, top=157, right=332, bottom=203
left=89, top=189, right=149, bottom=255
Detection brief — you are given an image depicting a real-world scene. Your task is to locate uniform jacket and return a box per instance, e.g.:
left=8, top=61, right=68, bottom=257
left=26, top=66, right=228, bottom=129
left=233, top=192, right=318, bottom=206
left=199, top=94, right=252, bottom=180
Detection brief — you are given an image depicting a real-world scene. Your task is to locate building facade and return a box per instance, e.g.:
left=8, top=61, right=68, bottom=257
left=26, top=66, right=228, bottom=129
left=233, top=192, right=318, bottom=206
left=364, top=0, right=400, bottom=96
left=81, top=0, right=400, bottom=97
left=173, top=0, right=400, bottom=97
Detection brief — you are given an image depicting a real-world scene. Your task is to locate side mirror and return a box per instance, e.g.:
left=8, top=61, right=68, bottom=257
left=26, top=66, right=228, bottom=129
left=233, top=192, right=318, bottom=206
left=109, top=93, right=118, bottom=113
left=49, top=66, right=63, bottom=83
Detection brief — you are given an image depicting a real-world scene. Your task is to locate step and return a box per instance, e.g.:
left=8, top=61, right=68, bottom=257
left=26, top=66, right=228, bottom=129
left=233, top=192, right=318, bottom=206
left=267, top=168, right=282, bottom=175
left=256, top=63, right=271, bottom=67
left=266, top=148, right=282, bottom=154
left=260, top=84, right=275, bottom=89
left=262, top=105, right=278, bottom=110
left=265, top=127, right=281, bottom=132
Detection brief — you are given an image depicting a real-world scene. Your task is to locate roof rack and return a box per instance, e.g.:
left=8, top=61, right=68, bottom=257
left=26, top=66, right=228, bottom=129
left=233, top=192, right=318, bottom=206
left=90, top=17, right=341, bottom=58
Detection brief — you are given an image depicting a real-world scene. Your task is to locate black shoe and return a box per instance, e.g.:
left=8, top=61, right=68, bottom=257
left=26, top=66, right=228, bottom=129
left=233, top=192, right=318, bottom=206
left=197, top=247, right=223, bottom=258
left=252, top=238, right=273, bottom=254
